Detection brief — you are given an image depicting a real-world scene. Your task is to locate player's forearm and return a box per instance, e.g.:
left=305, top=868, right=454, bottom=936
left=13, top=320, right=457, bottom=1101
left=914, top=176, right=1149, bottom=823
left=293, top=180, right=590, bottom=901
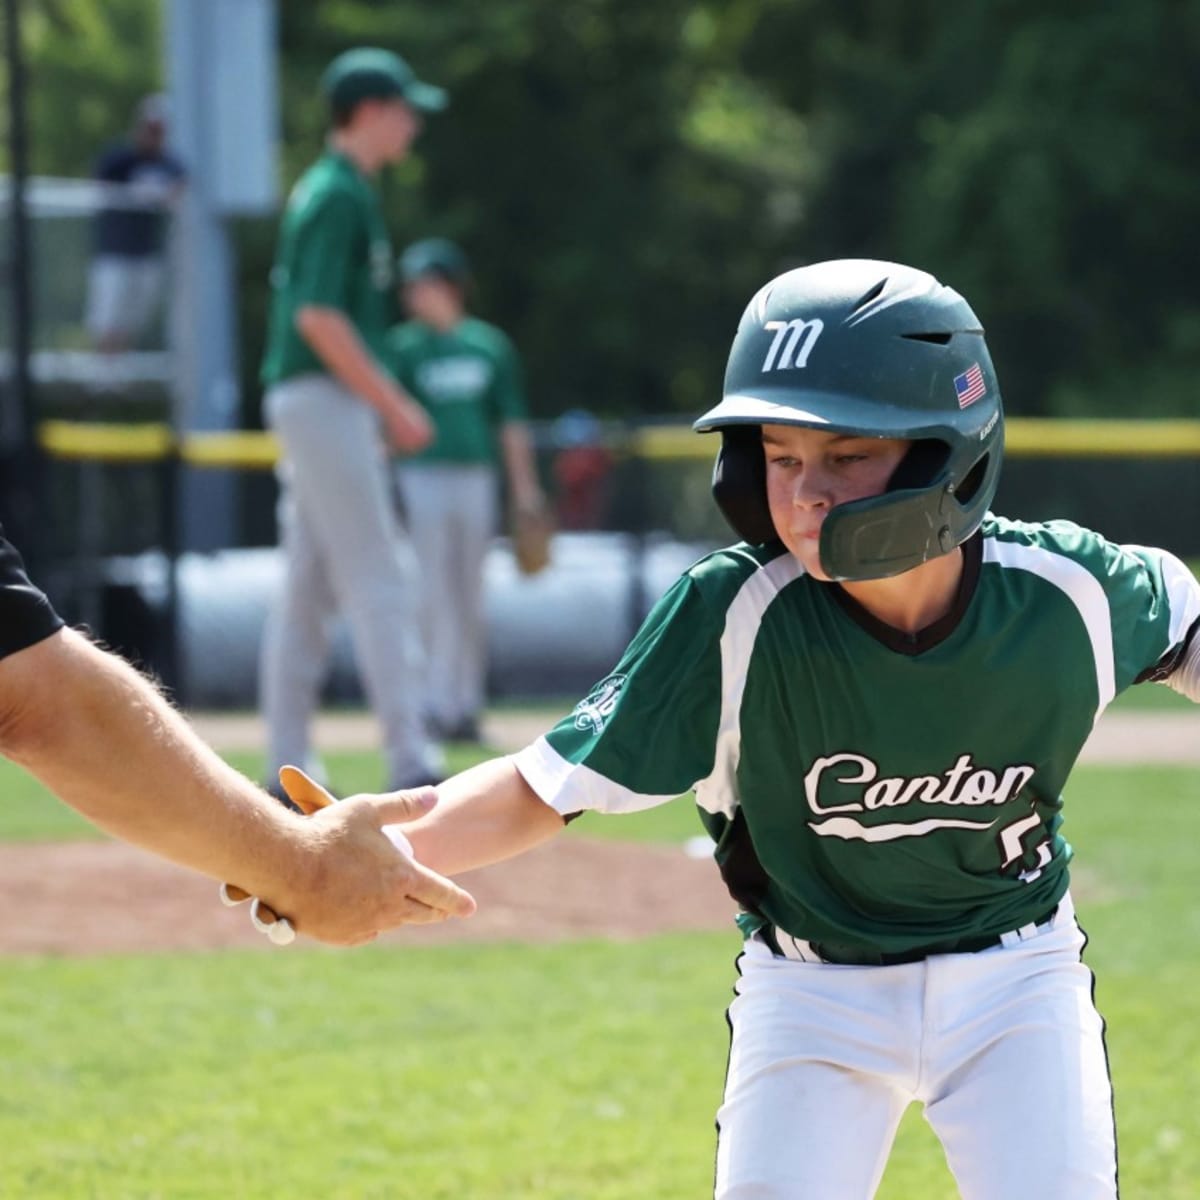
left=500, top=423, right=543, bottom=511
left=295, top=306, right=413, bottom=416
left=0, top=629, right=304, bottom=893
left=403, top=757, right=564, bottom=875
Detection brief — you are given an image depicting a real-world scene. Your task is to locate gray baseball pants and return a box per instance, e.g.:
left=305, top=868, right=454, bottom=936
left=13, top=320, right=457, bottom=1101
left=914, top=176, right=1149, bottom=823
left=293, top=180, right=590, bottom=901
left=258, top=374, right=441, bottom=789
left=395, top=463, right=497, bottom=732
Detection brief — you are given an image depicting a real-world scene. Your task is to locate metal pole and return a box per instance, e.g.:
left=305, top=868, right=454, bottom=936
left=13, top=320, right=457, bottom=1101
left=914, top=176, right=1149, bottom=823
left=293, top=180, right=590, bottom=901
left=157, top=447, right=183, bottom=699
left=1, top=0, right=42, bottom=566
left=166, top=0, right=247, bottom=553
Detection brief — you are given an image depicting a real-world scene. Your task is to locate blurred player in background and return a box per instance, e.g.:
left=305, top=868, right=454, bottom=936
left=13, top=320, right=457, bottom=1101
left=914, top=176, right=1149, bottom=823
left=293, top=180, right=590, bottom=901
left=386, top=238, right=546, bottom=743
left=258, top=49, right=446, bottom=797
left=85, top=93, right=186, bottom=353
left=342, top=259, right=1200, bottom=1198
left=0, top=524, right=475, bottom=944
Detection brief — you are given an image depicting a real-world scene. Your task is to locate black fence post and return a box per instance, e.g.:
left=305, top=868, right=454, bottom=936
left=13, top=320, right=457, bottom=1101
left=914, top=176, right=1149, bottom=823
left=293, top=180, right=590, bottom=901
left=0, top=0, right=44, bottom=567
left=623, top=421, right=649, bottom=643
left=157, top=445, right=183, bottom=702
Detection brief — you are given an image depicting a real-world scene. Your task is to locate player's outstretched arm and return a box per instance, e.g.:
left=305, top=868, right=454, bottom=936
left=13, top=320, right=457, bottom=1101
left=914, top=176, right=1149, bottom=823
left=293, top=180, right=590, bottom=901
left=0, top=627, right=475, bottom=943
left=396, top=756, right=567, bottom=877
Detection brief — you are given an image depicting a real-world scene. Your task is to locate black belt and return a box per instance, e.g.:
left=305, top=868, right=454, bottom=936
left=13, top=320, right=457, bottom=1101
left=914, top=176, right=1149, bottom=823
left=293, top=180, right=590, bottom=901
left=763, top=903, right=1061, bottom=967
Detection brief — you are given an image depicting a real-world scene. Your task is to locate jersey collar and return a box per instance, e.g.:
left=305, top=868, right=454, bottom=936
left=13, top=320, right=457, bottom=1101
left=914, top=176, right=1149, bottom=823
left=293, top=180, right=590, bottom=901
left=828, top=531, right=983, bottom=656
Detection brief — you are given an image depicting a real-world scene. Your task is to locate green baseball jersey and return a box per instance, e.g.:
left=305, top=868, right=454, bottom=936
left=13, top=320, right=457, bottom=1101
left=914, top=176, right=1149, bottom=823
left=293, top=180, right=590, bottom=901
left=261, top=151, right=396, bottom=386
left=513, top=516, right=1200, bottom=956
left=384, top=318, right=528, bottom=464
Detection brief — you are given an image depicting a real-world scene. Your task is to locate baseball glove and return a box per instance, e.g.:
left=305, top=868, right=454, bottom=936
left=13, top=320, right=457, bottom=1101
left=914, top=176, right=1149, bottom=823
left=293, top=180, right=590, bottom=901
left=512, top=503, right=554, bottom=576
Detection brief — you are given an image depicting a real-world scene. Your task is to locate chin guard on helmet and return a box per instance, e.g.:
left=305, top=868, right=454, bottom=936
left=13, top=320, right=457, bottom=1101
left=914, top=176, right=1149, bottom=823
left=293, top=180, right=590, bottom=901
left=817, top=445, right=996, bottom=580
left=710, top=428, right=998, bottom=579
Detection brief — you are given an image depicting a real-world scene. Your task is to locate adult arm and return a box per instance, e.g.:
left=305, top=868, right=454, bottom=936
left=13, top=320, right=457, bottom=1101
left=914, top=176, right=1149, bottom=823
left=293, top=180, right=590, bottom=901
left=295, top=305, right=432, bottom=452
left=0, top=628, right=475, bottom=942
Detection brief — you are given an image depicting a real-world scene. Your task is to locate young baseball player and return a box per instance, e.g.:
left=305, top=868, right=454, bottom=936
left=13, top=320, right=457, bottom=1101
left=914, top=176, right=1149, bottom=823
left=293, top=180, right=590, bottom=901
left=385, top=238, right=546, bottom=742
left=288, top=259, right=1200, bottom=1197
left=259, top=48, right=447, bottom=796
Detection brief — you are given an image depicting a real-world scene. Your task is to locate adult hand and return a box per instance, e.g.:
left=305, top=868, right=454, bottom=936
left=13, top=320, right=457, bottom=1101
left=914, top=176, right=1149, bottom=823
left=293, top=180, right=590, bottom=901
left=263, top=767, right=476, bottom=945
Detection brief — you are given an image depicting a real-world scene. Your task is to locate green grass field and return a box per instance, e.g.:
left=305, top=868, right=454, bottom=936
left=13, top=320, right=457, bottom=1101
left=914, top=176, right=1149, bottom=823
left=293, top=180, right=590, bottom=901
left=1, top=744, right=1198, bottom=1196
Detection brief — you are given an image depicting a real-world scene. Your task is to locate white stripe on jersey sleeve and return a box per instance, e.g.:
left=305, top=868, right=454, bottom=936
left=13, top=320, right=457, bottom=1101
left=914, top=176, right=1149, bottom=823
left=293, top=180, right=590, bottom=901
left=694, top=554, right=806, bottom=819
left=1129, top=546, right=1200, bottom=701
left=983, top=537, right=1116, bottom=715
left=1121, top=545, right=1200, bottom=647
left=509, top=739, right=683, bottom=816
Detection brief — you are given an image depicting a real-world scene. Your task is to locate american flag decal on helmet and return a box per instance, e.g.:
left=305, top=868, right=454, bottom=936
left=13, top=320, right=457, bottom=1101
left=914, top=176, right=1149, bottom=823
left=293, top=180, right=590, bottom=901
left=953, top=363, right=986, bottom=409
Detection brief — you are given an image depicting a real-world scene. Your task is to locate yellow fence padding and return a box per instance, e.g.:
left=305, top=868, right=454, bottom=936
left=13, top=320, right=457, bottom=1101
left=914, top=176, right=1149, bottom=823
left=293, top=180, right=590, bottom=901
left=630, top=418, right=1200, bottom=461
left=35, top=417, right=1200, bottom=468
left=37, top=420, right=176, bottom=463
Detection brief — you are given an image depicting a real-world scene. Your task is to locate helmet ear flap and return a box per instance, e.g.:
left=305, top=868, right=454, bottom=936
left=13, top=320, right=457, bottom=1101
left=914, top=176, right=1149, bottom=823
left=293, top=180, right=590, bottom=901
left=712, top=426, right=778, bottom=545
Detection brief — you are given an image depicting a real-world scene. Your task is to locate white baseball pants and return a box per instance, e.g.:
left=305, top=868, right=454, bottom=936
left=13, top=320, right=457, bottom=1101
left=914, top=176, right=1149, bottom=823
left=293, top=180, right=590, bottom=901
left=715, top=894, right=1117, bottom=1199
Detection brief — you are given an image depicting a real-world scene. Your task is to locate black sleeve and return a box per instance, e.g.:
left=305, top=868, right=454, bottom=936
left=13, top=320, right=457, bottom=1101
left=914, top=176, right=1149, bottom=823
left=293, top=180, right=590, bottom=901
left=0, top=527, right=64, bottom=659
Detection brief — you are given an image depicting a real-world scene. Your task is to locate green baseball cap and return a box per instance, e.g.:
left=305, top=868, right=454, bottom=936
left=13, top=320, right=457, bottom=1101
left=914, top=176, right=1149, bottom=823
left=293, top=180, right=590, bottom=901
left=322, top=48, right=448, bottom=115
left=399, top=238, right=471, bottom=284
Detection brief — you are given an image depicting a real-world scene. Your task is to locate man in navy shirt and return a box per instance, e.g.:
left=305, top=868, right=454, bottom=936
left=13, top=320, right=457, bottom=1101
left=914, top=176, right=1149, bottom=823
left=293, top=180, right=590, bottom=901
left=85, top=94, right=187, bottom=352
left=0, top=527, right=475, bottom=943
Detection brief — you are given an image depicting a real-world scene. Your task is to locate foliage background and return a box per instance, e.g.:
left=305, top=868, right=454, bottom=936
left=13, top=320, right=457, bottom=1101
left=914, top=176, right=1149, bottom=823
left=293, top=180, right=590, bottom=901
left=7, top=0, right=1199, bottom=428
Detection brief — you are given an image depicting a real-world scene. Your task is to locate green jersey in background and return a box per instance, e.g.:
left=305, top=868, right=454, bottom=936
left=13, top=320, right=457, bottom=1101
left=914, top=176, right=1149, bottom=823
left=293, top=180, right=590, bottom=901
left=384, top=318, right=528, bottom=463
left=261, top=151, right=396, bottom=386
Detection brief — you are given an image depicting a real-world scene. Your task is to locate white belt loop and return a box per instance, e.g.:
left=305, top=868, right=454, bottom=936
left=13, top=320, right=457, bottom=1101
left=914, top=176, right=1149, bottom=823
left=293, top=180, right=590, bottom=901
left=758, top=928, right=817, bottom=963
left=1000, top=892, right=1070, bottom=948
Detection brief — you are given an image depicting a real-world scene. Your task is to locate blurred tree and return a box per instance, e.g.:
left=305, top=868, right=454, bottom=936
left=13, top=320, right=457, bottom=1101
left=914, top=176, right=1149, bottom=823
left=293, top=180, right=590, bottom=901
left=737, top=0, right=1200, bottom=415
left=5, top=0, right=1198, bottom=424
left=15, top=0, right=163, bottom=176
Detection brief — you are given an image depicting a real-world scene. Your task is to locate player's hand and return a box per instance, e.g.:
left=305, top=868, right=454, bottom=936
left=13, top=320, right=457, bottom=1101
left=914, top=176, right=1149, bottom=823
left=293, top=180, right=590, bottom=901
left=513, top=488, right=549, bottom=523
left=511, top=494, right=554, bottom=576
left=265, top=766, right=476, bottom=945
left=383, top=395, right=434, bottom=454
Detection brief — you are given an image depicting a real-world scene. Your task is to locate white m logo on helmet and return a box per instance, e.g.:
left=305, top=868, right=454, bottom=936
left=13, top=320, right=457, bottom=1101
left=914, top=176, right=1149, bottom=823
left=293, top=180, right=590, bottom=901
left=761, top=318, right=824, bottom=372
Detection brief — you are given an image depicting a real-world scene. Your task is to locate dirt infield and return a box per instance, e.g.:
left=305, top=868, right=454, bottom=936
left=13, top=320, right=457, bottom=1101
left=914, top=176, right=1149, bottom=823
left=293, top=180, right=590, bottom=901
left=0, top=836, right=735, bottom=957
left=3, top=707, right=1195, bottom=957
